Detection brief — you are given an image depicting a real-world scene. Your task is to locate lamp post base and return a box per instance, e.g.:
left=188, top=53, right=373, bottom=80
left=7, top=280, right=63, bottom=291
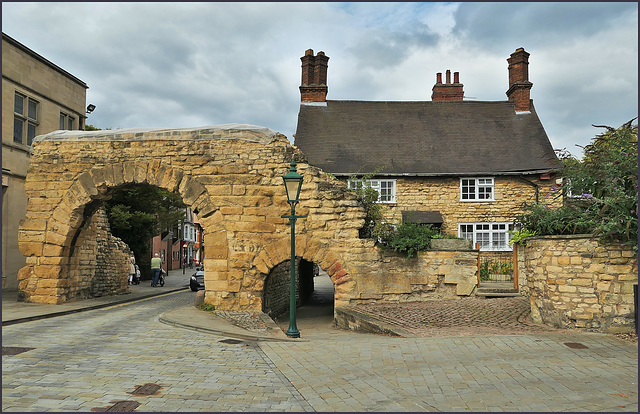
left=286, top=327, right=300, bottom=338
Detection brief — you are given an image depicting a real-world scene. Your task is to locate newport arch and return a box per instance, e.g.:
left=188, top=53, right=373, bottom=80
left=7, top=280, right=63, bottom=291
left=17, top=125, right=372, bottom=310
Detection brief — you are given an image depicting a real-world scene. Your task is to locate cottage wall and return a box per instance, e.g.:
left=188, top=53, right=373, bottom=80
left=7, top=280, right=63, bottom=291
left=363, top=176, right=559, bottom=236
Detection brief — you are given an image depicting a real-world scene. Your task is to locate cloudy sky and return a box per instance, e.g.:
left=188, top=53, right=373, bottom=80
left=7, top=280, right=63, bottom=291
left=2, top=2, right=637, bottom=158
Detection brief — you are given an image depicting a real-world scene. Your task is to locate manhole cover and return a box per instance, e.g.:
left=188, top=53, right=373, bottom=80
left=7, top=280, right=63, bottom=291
left=219, top=339, right=243, bottom=344
left=564, top=342, right=589, bottom=349
left=2, top=346, right=35, bottom=356
left=128, top=383, right=162, bottom=396
left=92, top=401, right=140, bottom=412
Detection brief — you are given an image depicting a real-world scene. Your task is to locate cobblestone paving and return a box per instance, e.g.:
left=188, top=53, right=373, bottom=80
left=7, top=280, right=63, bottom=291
left=215, top=311, right=272, bottom=334
left=345, top=296, right=564, bottom=337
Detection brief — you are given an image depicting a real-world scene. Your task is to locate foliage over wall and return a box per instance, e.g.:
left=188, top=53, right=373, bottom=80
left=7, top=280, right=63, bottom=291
left=348, top=171, right=453, bottom=258
left=515, top=119, right=638, bottom=253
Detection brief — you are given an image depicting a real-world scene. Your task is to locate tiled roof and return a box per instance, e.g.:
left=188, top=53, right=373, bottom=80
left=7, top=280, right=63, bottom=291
left=294, top=100, right=560, bottom=176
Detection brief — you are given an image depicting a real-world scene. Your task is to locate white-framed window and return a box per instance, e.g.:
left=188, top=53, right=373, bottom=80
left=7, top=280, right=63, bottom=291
left=460, top=177, right=494, bottom=201
left=348, top=178, right=396, bottom=203
left=459, top=222, right=512, bottom=251
left=14, top=92, right=39, bottom=146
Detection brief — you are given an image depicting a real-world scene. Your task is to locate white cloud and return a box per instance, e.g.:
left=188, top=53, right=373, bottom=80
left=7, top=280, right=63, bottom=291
left=2, top=2, right=637, bottom=157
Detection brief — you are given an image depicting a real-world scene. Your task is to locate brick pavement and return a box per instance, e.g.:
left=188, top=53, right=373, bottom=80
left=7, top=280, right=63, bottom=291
left=343, top=296, right=564, bottom=337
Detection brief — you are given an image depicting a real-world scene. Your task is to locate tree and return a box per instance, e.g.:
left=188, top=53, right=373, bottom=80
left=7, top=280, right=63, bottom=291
left=84, top=124, right=101, bottom=131
left=515, top=119, right=638, bottom=252
left=104, top=185, right=186, bottom=261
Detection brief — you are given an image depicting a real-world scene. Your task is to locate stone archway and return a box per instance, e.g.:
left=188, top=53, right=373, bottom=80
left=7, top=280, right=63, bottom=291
left=17, top=125, right=369, bottom=309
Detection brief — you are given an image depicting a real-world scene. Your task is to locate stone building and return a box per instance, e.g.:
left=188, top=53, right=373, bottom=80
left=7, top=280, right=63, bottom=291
left=2, top=32, right=89, bottom=290
left=294, top=48, right=562, bottom=254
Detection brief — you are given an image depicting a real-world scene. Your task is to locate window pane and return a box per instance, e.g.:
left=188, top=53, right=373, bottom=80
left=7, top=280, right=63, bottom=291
left=460, top=224, right=473, bottom=240
left=68, top=117, right=74, bottom=130
left=60, top=114, right=66, bottom=130
left=13, top=117, right=24, bottom=143
left=14, top=93, right=24, bottom=114
left=27, top=122, right=37, bottom=145
left=461, top=178, right=475, bottom=199
left=492, top=233, right=505, bottom=247
left=28, top=99, right=37, bottom=120
left=379, top=181, right=391, bottom=201
left=477, top=233, right=490, bottom=248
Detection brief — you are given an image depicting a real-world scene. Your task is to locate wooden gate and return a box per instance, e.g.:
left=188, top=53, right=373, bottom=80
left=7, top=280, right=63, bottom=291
left=476, top=247, right=518, bottom=290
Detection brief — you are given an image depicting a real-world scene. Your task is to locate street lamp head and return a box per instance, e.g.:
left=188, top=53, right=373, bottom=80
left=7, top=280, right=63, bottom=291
left=282, top=158, right=303, bottom=204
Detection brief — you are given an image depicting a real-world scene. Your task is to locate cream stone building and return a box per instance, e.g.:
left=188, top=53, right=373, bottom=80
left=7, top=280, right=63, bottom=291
left=294, top=48, right=562, bottom=253
left=2, top=32, right=89, bottom=290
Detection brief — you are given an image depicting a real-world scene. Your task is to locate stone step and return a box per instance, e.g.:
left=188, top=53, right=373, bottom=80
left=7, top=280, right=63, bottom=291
left=475, top=291, right=521, bottom=297
left=475, top=284, right=520, bottom=297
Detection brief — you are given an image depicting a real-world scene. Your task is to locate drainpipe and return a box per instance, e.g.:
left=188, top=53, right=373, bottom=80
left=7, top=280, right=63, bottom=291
left=519, top=176, right=539, bottom=203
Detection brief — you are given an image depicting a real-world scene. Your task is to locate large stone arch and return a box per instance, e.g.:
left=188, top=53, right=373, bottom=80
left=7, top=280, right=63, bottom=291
left=17, top=125, right=370, bottom=309
left=18, top=124, right=481, bottom=311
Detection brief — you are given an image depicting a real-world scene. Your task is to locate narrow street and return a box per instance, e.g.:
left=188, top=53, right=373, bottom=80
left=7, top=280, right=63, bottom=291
left=2, top=291, right=313, bottom=412
left=2, top=274, right=638, bottom=412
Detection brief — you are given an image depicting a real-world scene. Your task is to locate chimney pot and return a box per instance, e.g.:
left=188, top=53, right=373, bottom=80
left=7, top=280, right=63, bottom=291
left=453, top=72, right=459, bottom=84
left=432, top=70, right=464, bottom=101
left=300, top=49, right=329, bottom=103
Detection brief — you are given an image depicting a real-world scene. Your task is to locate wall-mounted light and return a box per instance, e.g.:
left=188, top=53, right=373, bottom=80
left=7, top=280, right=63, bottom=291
left=86, top=104, right=96, bottom=114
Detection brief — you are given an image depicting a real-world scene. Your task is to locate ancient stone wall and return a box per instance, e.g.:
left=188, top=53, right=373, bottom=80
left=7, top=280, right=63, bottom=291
left=69, top=206, right=132, bottom=300
left=18, top=125, right=481, bottom=310
left=518, top=235, right=638, bottom=333
left=262, top=259, right=299, bottom=318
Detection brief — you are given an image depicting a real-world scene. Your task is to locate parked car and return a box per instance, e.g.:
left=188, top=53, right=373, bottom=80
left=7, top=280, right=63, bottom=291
left=190, top=267, right=204, bottom=291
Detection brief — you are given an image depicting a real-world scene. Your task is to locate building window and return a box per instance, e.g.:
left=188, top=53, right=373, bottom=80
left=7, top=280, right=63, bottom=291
left=459, top=222, right=512, bottom=251
left=60, top=113, right=75, bottom=130
left=460, top=177, right=494, bottom=201
left=13, top=92, right=39, bottom=146
left=348, top=178, right=396, bottom=203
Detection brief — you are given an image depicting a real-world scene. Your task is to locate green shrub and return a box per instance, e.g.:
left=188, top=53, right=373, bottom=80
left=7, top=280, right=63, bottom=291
left=386, top=223, right=438, bottom=258
left=515, top=120, right=637, bottom=254
left=508, top=229, right=537, bottom=246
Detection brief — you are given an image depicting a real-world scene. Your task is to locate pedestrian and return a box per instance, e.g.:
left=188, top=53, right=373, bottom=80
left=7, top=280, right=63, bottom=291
left=151, top=252, right=162, bottom=287
left=128, top=256, right=136, bottom=285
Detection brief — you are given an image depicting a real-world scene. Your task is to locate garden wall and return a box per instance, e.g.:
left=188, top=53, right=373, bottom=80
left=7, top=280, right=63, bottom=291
left=517, top=235, right=637, bottom=333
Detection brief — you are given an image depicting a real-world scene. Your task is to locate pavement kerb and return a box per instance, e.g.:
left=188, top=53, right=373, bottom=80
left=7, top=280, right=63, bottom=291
left=159, top=305, right=305, bottom=342
left=2, top=286, right=188, bottom=326
left=335, top=306, right=417, bottom=338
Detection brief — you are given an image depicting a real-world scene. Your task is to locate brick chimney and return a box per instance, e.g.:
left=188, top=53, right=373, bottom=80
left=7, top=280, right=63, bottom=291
left=506, top=47, right=533, bottom=112
left=300, top=49, right=329, bottom=103
left=431, top=69, right=464, bottom=101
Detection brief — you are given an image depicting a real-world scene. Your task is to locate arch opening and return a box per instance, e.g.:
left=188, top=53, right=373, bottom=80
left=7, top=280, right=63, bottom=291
left=262, top=258, right=335, bottom=325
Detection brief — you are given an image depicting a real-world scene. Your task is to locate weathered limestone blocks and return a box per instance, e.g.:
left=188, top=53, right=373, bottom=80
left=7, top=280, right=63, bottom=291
left=19, top=125, right=484, bottom=312
left=361, top=176, right=558, bottom=235
left=519, top=235, right=638, bottom=332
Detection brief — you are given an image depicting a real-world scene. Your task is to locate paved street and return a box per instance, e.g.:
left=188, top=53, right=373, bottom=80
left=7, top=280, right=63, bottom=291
left=2, top=273, right=638, bottom=412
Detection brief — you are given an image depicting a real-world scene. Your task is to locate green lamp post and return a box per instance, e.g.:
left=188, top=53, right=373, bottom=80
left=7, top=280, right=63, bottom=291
left=281, top=158, right=305, bottom=338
